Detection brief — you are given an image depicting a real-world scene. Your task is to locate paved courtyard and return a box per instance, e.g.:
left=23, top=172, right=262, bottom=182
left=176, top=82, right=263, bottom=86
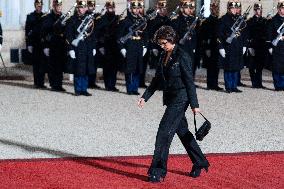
left=0, top=66, right=283, bottom=160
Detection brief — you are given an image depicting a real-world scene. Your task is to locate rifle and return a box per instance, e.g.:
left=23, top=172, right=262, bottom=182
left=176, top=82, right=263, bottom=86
left=169, top=5, right=180, bottom=20
left=266, top=6, right=276, bottom=19
left=272, top=22, right=284, bottom=46
left=0, top=53, right=8, bottom=75
left=179, top=5, right=204, bottom=45
left=72, top=8, right=105, bottom=47
left=226, top=5, right=252, bottom=44
left=118, top=9, right=159, bottom=44
left=54, top=3, right=77, bottom=26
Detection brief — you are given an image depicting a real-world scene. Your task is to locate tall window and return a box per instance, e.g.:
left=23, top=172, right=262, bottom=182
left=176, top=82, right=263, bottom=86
left=0, top=0, right=50, bottom=30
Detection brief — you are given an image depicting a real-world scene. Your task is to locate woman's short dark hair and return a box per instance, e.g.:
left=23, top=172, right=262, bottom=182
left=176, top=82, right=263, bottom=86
left=153, top=25, right=177, bottom=44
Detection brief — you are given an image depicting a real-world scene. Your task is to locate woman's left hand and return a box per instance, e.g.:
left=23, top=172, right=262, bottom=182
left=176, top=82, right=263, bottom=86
left=192, top=108, right=201, bottom=114
left=137, top=98, right=145, bottom=109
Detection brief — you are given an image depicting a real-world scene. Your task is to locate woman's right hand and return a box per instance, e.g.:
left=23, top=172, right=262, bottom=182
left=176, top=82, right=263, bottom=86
left=192, top=108, right=201, bottom=114
left=137, top=98, right=145, bottom=109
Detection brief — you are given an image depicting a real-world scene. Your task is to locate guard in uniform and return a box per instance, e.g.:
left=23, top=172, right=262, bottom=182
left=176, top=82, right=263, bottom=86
left=171, top=0, right=199, bottom=78
left=87, top=0, right=101, bottom=89
left=139, top=5, right=149, bottom=88
left=0, top=19, right=2, bottom=52
left=267, top=1, right=284, bottom=91
left=25, top=0, right=46, bottom=89
left=235, top=2, right=247, bottom=87
left=147, top=0, right=171, bottom=69
left=217, top=0, right=247, bottom=93
left=117, top=0, right=147, bottom=95
left=40, top=0, right=66, bottom=92
left=247, top=3, right=267, bottom=88
left=96, top=1, right=120, bottom=91
left=65, top=0, right=97, bottom=96
left=200, top=2, right=223, bottom=91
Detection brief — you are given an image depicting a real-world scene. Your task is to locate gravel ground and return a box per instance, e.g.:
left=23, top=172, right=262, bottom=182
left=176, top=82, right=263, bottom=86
left=0, top=66, right=283, bottom=160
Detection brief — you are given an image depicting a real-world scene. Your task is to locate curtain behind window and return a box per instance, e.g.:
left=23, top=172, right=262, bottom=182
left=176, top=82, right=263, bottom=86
left=0, top=0, right=50, bottom=30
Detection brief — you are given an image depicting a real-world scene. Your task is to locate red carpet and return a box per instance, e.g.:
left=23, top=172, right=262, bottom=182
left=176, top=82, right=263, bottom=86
left=0, top=152, right=283, bottom=189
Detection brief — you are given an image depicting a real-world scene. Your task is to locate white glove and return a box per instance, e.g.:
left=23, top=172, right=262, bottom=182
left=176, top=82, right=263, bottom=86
left=152, top=49, right=159, bottom=56
left=269, top=48, right=273, bottom=55
left=219, top=49, right=226, bottom=58
left=99, top=47, right=105, bottom=55
left=243, top=47, right=247, bottom=55
left=193, top=49, right=196, bottom=53
left=69, top=50, right=76, bottom=59
left=248, top=48, right=255, bottom=56
left=120, top=49, right=126, bottom=58
left=205, top=50, right=211, bottom=57
left=43, top=48, right=50, bottom=57
left=93, top=49, right=96, bottom=56
left=0, top=44, right=2, bottom=52
left=143, top=47, right=147, bottom=56
left=28, top=46, right=33, bottom=53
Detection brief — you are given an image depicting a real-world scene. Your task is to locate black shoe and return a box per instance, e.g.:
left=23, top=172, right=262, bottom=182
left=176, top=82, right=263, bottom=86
left=238, top=82, right=247, bottom=87
left=81, top=91, right=92, bottom=96
left=252, top=85, right=266, bottom=89
left=132, top=91, right=140, bottom=95
left=232, top=88, right=242, bottom=93
left=189, top=162, right=210, bottom=178
left=208, top=86, right=223, bottom=91
left=148, top=175, right=164, bottom=183
left=111, top=87, right=119, bottom=92
left=74, top=92, right=81, bottom=96
left=225, top=89, right=232, bottom=93
left=139, top=84, right=148, bottom=88
left=106, top=87, right=119, bottom=92
left=51, top=87, right=66, bottom=92
left=89, top=84, right=101, bottom=89
left=35, top=85, right=47, bottom=89
left=214, top=86, right=223, bottom=91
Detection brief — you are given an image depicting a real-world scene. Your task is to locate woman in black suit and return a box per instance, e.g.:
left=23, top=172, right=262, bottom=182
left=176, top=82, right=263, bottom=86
left=138, top=26, right=209, bottom=183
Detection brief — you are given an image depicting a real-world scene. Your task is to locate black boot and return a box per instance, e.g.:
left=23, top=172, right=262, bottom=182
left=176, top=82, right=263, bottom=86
left=179, top=131, right=209, bottom=177
left=148, top=174, right=164, bottom=183
left=189, top=161, right=210, bottom=178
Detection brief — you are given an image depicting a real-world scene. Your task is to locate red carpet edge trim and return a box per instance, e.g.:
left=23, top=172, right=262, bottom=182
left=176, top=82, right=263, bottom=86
left=0, top=151, right=283, bottom=163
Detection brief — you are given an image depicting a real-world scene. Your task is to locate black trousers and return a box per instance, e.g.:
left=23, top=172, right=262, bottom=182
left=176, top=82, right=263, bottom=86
left=140, top=51, right=149, bottom=86
left=207, top=65, right=220, bottom=88
left=33, top=62, right=45, bottom=87
left=249, top=67, right=263, bottom=87
left=47, top=62, right=63, bottom=88
left=103, top=65, right=117, bottom=90
left=32, top=50, right=45, bottom=87
left=148, top=102, right=207, bottom=178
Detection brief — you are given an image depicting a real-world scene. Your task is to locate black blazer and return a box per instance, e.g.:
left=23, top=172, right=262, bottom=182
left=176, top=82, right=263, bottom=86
left=142, top=45, right=199, bottom=109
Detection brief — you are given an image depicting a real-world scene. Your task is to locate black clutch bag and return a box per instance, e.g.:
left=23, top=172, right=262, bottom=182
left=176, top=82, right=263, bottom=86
left=194, top=112, right=211, bottom=141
